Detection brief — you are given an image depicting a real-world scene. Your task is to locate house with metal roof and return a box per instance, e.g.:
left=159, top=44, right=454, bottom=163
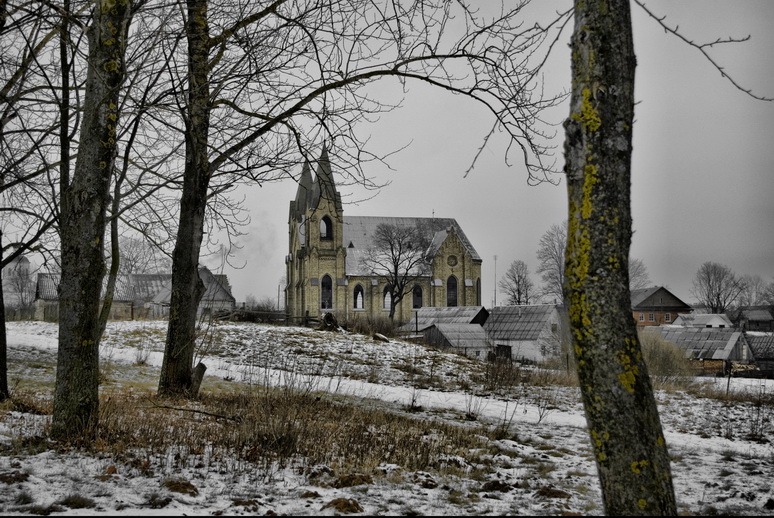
left=151, top=266, right=235, bottom=318
left=643, top=326, right=754, bottom=376
left=285, top=147, right=482, bottom=326
left=729, top=306, right=774, bottom=332
left=398, top=305, right=489, bottom=334
left=672, top=313, right=733, bottom=328
left=482, top=304, right=566, bottom=363
left=631, top=286, right=693, bottom=327
left=746, top=333, right=774, bottom=377
left=422, top=323, right=491, bottom=360
left=34, top=267, right=234, bottom=321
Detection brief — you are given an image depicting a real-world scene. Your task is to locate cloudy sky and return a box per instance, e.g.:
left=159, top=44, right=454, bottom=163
left=212, top=0, right=774, bottom=308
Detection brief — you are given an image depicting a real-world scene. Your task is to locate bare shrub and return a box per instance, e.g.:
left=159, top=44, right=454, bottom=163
left=344, top=315, right=396, bottom=337
left=88, top=386, right=490, bottom=483
left=638, top=329, right=695, bottom=389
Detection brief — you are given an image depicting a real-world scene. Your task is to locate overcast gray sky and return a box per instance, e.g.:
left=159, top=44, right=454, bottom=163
left=213, top=0, right=774, bottom=308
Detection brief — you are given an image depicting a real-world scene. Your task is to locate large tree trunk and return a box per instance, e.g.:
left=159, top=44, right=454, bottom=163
left=563, top=1, right=676, bottom=514
left=157, top=0, right=210, bottom=398
left=0, top=232, right=8, bottom=402
left=52, top=0, right=130, bottom=442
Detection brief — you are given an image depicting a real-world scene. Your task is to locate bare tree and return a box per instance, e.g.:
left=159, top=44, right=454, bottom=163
left=563, top=1, right=676, bottom=513
left=691, top=261, right=747, bottom=313
left=498, top=259, right=534, bottom=305
left=764, top=279, right=774, bottom=306
left=52, top=0, right=132, bottom=442
left=157, top=0, right=569, bottom=397
left=113, top=236, right=172, bottom=276
left=737, top=274, right=770, bottom=307
left=361, top=223, right=432, bottom=322
left=535, top=221, right=566, bottom=303
left=628, top=257, right=651, bottom=291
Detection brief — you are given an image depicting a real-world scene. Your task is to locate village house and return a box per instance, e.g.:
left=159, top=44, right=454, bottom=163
left=285, top=147, right=482, bottom=326
left=630, top=286, right=693, bottom=327
left=483, top=304, right=566, bottom=363
left=33, top=266, right=234, bottom=321
left=729, top=306, right=774, bottom=332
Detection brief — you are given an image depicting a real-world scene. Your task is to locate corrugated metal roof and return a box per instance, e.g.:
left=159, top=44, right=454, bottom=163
left=429, top=323, right=489, bottom=349
left=743, top=309, right=774, bottom=322
left=36, top=268, right=233, bottom=305
left=131, top=274, right=172, bottom=301
left=152, top=266, right=235, bottom=305
left=35, top=273, right=135, bottom=302
left=399, top=305, right=488, bottom=332
left=747, top=334, right=774, bottom=360
left=484, top=304, right=559, bottom=341
left=673, top=313, right=733, bottom=327
left=646, top=326, right=744, bottom=360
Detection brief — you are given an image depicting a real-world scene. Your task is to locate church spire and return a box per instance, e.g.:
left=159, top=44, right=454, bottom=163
left=311, top=145, right=342, bottom=212
left=290, top=159, right=313, bottom=222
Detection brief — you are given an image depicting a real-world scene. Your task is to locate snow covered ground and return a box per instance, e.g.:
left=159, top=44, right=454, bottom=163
left=1, top=319, right=774, bottom=516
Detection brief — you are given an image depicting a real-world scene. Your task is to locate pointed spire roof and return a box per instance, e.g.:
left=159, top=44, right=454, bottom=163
left=310, top=145, right=342, bottom=212
left=289, top=160, right=313, bottom=221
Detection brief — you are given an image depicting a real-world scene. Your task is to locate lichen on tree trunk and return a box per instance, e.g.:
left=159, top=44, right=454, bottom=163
left=563, top=1, right=677, bottom=514
left=52, top=0, right=131, bottom=442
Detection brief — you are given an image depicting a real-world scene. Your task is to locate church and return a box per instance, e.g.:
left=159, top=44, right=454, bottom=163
left=285, top=147, right=483, bottom=325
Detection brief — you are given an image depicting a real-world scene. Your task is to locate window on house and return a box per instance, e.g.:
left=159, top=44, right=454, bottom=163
left=383, top=286, right=392, bottom=311
left=412, top=285, right=423, bottom=309
left=639, top=313, right=644, bottom=322
left=353, top=285, right=364, bottom=309
left=321, top=275, right=333, bottom=309
left=665, top=313, right=671, bottom=322
left=648, top=313, right=654, bottom=322
left=320, top=216, right=332, bottom=241
left=476, top=278, right=481, bottom=306
left=447, top=276, right=458, bottom=307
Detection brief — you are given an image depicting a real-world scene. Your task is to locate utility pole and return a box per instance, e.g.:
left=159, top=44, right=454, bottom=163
left=493, top=254, right=497, bottom=307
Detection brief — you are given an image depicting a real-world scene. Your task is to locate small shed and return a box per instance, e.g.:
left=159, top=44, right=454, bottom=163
left=398, top=305, right=489, bottom=334
left=644, top=326, right=754, bottom=376
left=423, top=323, right=491, bottom=360
left=483, top=304, right=565, bottom=363
left=747, top=333, right=774, bottom=378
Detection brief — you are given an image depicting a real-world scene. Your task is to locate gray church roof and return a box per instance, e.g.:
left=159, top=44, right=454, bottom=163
left=342, top=215, right=480, bottom=276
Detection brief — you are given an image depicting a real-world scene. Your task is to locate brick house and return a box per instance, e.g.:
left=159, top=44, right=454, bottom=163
left=285, top=147, right=482, bottom=326
left=630, top=286, right=692, bottom=327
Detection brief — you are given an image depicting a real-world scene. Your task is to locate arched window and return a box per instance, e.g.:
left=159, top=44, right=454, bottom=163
left=412, top=285, right=423, bottom=309
left=353, top=285, right=364, bottom=309
left=446, top=276, right=458, bottom=307
left=476, top=278, right=481, bottom=306
left=321, top=275, right=333, bottom=309
left=383, top=285, right=392, bottom=311
left=320, top=216, right=333, bottom=241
